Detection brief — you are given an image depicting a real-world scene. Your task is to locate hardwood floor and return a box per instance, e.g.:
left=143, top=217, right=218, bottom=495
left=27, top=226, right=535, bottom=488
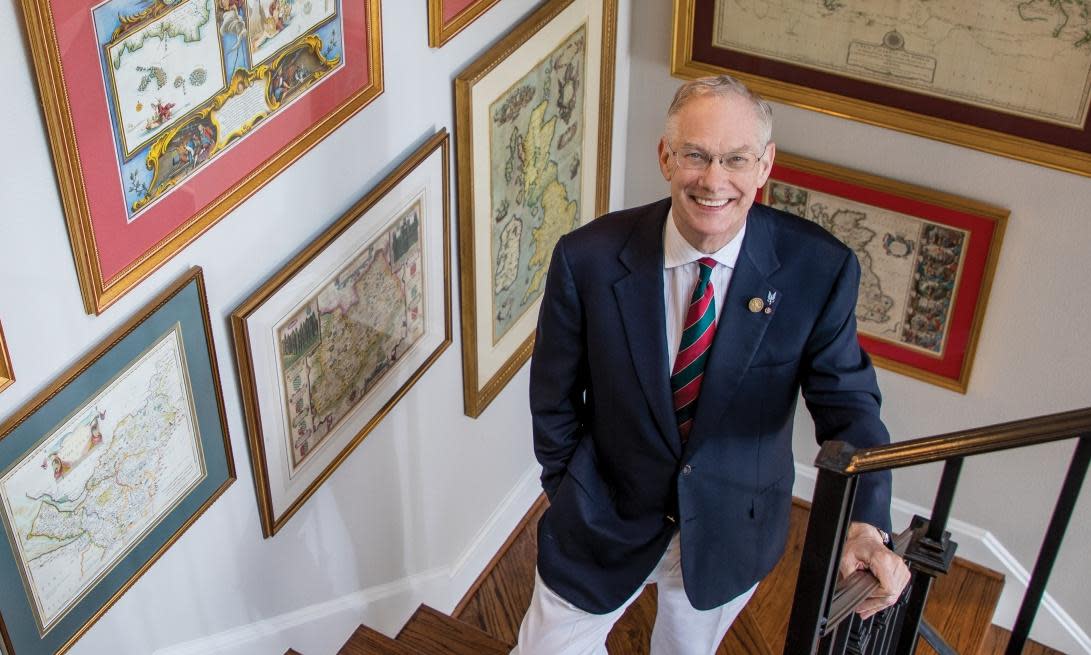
left=981, top=626, right=1067, bottom=655
left=454, top=496, right=1066, bottom=654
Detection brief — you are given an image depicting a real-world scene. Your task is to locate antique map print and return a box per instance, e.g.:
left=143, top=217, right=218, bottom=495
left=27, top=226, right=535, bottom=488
left=247, top=0, right=338, bottom=65
left=489, top=25, right=587, bottom=343
left=768, top=182, right=968, bottom=355
left=0, top=327, right=204, bottom=633
left=93, top=0, right=344, bottom=219
left=276, top=202, right=425, bottom=474
left=714, top=0, right=1091, bottom=127
left=106, top=0, right=226, bottom=157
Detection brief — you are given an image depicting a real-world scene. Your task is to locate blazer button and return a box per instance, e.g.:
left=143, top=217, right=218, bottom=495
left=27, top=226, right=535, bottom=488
left=682, top=464, right=693, bottom=475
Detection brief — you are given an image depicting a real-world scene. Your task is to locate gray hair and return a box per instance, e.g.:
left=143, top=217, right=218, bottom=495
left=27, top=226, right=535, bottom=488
left=666, top=75, right=773, bottom=146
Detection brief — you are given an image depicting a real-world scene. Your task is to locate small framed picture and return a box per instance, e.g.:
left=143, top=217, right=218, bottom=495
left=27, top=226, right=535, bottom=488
left=0, top=323, right=12, bottom=394
left=673, top=0, right=1091, bottom=178
left=763, top=153, right=1008, bottom=392
left=232, top=131, right=452, bottom=537
left=427, top=0, right=503, bottom=47
left=0, top=268, right=234, bottom=654
left=20, top=0, right=383, bottom=313
left=454, top=0, right=618, bottom=416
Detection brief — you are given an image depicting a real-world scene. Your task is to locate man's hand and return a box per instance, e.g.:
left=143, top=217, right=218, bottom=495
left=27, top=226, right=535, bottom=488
left=839, top=522, right=911, bottom=619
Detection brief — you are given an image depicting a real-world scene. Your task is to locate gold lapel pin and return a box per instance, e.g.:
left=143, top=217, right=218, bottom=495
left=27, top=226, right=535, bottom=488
left=748, top=297, right=765, bottom=313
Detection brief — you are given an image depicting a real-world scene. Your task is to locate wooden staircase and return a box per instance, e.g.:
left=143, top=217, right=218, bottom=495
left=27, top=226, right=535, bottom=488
left=332, top=604, right=511, bottom=654
left=304, top=495, right=1065, bottom=654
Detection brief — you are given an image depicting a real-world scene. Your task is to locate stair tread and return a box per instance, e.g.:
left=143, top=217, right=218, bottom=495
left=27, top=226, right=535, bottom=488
left=338, top=624, right=418, bottom=655
left=980, top=625, right=1068, bottom=655
left=916, top=556, right=1005, bottom=655
left=397, top=605, right=511, bottom=654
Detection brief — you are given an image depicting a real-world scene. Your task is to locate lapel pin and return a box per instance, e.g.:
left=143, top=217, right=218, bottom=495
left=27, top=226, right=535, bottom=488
left=765, top=291, right=777, bottom=314
left=748, top=297, right=764, bottom=313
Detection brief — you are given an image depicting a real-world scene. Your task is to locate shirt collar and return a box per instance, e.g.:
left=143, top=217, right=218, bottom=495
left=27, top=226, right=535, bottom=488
left=663, top=208, right=747, bottom=270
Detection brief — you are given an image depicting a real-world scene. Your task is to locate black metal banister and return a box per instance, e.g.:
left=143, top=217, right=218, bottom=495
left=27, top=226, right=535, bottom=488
left=1005, top=435, right=1091, bottom=655
left=817, top=407, right=1091, bottom=474
left=785, top=406, right=1091, bottom=655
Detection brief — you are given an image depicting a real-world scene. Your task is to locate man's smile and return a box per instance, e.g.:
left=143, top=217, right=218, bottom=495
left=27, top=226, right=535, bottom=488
left=691, top=195, right=731, bottom=208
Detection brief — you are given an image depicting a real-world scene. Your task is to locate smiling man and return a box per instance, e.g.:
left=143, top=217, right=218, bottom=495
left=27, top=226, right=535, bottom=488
left=513, top=75, right=909, bottom=655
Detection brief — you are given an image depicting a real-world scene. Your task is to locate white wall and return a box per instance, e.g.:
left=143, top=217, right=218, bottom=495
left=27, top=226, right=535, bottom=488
left=0, top=2, right=630, bottom=654
left=625, top=3, right=1091, bottom=653
left=4, top=0, right=1088, bottom=652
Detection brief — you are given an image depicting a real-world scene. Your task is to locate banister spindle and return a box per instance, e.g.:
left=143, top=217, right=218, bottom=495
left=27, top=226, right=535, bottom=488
left=1005, top=435, right=1091, bottom=655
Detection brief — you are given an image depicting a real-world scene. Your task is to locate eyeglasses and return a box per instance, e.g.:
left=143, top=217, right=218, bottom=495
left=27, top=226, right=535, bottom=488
left=665, top=142, right=767, bottom=173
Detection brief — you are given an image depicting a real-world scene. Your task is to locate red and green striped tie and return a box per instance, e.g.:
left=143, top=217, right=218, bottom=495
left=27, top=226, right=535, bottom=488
left=671, top=257, right=717, bottom=443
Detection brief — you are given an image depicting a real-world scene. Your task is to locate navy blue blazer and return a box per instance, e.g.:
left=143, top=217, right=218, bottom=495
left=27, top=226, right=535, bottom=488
left=529, top=198, right=892, bottom=613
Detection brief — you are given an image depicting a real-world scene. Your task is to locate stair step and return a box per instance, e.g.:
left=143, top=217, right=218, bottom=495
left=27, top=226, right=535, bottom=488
left=916, top=557, right=1005, bottom=655
left=397, top=605, right=511, bottom=654
left=338, top=624, right=418, bottom=655
left=980, top=625, right=1067, bottom=655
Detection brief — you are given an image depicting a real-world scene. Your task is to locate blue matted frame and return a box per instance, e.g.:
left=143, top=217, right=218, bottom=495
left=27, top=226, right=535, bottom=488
left=0, top=268, right=234, bottom=654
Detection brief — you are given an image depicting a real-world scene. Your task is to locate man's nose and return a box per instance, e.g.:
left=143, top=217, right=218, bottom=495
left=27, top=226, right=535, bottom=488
left=697, top=160, right=732, bottom=187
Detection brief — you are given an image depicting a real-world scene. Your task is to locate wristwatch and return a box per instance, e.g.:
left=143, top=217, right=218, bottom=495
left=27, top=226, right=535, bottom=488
left=876, top=526, right=893, bottom=548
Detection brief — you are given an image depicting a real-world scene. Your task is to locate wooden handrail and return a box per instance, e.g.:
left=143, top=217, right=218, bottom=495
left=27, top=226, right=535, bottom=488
left=815, top=407, right=1091, bottom=475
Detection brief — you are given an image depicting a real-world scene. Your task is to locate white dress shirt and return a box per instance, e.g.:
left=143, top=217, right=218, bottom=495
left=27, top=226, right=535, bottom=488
left=663, top=210, right=746, bottom=371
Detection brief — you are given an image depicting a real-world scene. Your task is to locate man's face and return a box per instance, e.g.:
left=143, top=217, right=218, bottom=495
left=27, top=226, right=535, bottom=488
left=657, top=93, right=775, bottom=253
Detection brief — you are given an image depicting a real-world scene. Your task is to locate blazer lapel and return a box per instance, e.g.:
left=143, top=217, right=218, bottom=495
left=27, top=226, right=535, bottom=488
left=612, top=201, right=681, bottom=458
left=690, top=208, right=782, bottom=441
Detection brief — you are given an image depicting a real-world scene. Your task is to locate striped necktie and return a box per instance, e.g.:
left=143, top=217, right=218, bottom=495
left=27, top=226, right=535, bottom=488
left=671, top=257, right=717, bottom=443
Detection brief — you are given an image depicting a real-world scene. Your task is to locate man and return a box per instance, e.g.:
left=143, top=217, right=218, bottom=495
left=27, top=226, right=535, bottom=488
left=513, top=75, right=910, bottom=655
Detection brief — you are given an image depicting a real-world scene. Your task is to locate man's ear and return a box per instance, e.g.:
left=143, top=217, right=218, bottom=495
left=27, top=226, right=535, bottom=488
left=657, top=137, right=673, bottom=181
left=755, top=142, right=776, bottom=187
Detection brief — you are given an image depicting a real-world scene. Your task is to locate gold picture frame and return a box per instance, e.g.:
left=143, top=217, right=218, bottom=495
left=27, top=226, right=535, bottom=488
left=232, top=131, right=453, bottom=537
left=20, top=0, right=384, bottom=314
left=672, top=0, right=1091, bottom=178
left=455, top=0, right=617, bottom=417
left=0, top=323, right=12, bottom=395
left=763, top=153, right=1008, bottom=392
left=427, top=0, right=503, bottom=47
left=0, top=268, right=234, bottom=654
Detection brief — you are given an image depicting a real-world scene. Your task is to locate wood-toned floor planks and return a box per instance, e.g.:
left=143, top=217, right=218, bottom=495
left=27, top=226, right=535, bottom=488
left=916, top=556, right=1005, bottom=655
left=980, top=625, right=1066, bottom=655
left=397, top=605, right=511, bottom=654
left=336, top=625, right=416, bottom=654
left=454, top=495, right=1067, bottom=654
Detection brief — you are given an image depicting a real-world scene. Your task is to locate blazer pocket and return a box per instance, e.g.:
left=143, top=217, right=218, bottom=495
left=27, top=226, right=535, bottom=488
left=752, top=473, right=792, bottom=523
left=748, top=355, right=801, bottom=370
left=565, top=437, right=615, bottom=508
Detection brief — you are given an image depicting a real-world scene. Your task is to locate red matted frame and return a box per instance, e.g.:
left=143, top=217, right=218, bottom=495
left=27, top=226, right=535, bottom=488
left=19, top=1, right=384, bottom=314
left=672, top=0, right=1091, bottom=178
left=762, top=153, right=1008, bottom=393
left=427, top=0, right=503, bottom=47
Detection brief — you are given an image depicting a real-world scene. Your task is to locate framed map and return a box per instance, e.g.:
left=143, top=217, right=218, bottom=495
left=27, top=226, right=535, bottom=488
left=0, top=323, right=12, bottom=395
left=455, top=0, right=617, bottom=417
left=232, top=131, right=452, bottom=537
left=0, top=268, right=234, bottom=654
left=427, top=0, right=503, bottom=47
left=762, top=153, right=1008, bottom=392
left=19, top=0, right=383, bottom=314
left=672, top=0, right=1091, bottom=178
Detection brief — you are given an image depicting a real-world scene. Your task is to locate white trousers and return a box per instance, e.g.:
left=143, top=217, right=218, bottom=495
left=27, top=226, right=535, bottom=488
left=511, top=531, right=758, bottom=655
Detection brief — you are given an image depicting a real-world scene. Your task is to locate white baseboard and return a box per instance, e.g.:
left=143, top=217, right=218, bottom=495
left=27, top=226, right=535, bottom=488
left=153, top=465, right=543, bottom=655
left=792, top=463, right=1091, bottom=655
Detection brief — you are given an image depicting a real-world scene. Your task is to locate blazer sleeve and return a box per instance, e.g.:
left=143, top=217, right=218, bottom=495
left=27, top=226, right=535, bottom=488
left=529, top=235, right=591, bottom=500
left=800, top=249, right=893, bottom=533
